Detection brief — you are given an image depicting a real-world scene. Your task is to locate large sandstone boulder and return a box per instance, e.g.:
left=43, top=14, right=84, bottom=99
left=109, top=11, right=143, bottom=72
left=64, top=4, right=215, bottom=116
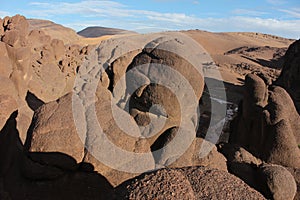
left=219, top=143, right=297, bottom=200
left=27, top=32, right=228, bottom=186
left=27, top=93, right=84, bottom=162
left=230, top=74, right=300, bottom=168
left=115, top=166, right=266, bottom=200
left=0, top=111, right=114, bottom=200
left=259, top=163, right=296, bottom=200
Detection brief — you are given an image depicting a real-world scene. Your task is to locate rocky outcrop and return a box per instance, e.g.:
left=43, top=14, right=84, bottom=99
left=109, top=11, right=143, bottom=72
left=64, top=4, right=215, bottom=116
left=227, top=39, right=300, bottom=199
left=0, top=15, right=89, bottom=142
left=0, top=111, right=114, bottom=200
left=230, top=74, right=300, bottom=168
left=276, top=39, right=300, bottom=113
left=115, top=166, right=266, bottom=200
left=219, top=143, right=297, bottom=200
left=26, top=32, right=230, bottom=186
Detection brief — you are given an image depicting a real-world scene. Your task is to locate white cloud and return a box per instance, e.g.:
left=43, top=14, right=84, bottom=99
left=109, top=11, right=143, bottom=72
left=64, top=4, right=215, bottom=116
left=279, top=8, right=300, bottom=18
left=25, top=1, right=300, bottom=39
left=231, top=9, right=268, bottom=17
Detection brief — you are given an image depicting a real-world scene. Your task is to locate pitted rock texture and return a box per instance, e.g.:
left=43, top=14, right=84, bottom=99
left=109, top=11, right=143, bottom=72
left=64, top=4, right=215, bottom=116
left=259, top=163, right=297, bottom=200
left=115, top=166, right=266, bottom=200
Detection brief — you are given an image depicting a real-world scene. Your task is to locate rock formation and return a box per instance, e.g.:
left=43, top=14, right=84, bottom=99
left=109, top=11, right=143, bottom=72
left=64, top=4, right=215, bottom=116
left=1, top=14, right=299, bottom=199
left=26, top=32, right=229, bottom=186
left=228, top=39, right=300, bottom=199
left=276, top=39, right=300, bottom=113
left=0, top=15, right=89, bottom=142
left=219, top=143, right=297, bottom=200
left=230, top=74, right=300, bottom=168
left=0, top=111, right=114, bottom=200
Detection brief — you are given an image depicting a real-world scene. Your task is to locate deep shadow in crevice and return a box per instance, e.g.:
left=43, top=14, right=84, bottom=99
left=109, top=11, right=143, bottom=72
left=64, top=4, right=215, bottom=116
left=197, top=77, right=244, bottom=142
left=25, top=91, right=45, bottom=111
left=241, top=55, right=284, bottom=70
left=1, top=111, right=114, bottom=200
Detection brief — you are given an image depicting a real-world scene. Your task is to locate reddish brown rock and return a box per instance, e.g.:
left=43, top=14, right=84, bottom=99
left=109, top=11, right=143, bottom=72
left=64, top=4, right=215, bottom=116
left=230, top=74, right=300, bottom=168
left=0, top=15, right=89, bottom=142
left=259, top=163, right=296, bottom=200
left=28, top=93, right=85, bottom=162
left=116, top=166, right=266, bottom=200
left=0, top=112, right=114, bottom=200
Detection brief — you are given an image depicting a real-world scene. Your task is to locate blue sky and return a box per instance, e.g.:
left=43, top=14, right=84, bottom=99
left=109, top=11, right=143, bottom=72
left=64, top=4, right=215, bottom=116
left=1, top=0, right=300, bottom=38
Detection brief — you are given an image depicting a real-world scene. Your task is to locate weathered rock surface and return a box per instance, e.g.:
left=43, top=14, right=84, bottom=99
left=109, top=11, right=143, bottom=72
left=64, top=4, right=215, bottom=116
left=0, top=112, right=114, bottom=200
left=0, top=15, right=89, bottom=142
left=115, top=166, right=266, bottom=200
left=219, top=143, right=297, bottom=200
left=27, top=32, right=230, bottom=187
left=287, top=167, right=300, bottom=200
left=27, top=93, right=85, bottom=162
left=259, top=163, right=297, bottom=200
left=227, top=40, right=300, bottom=199
left=230, top=74, right=300, bottom=168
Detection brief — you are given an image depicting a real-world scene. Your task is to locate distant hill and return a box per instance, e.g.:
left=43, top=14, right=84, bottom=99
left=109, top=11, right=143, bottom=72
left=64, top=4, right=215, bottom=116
left=77, top=26, right=137, bottom=38
left=28, top=19, right=81, bottom=44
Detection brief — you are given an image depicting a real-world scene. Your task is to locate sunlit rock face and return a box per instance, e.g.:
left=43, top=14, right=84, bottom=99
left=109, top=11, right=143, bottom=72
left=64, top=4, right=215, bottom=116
left=28, top=32, right=229, bottom=186
left=0, top=15, right=89, bottom=143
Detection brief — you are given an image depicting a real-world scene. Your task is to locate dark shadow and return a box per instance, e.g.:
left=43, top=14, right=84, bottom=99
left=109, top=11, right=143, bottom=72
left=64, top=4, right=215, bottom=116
left=218, top=143, right=271, bottom=199
left=25, top=91, right=45, bottom=111
left=197, top=77, right=244, bottom=141
left=151, top=127, right=178, bottom=151
left=0, top=111, right=114, bottom=200
left=24, top=112, right=36, bottom=151
left=241, top=55, right=284, bottom=70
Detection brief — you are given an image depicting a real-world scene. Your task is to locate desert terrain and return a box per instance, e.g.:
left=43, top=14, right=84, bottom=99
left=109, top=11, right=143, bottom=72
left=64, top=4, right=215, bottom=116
left=0, top=15, right=299, bottom=200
